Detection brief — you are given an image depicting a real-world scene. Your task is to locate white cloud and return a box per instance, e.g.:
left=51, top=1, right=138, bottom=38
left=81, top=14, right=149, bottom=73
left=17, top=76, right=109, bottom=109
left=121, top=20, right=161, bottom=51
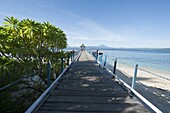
left=39, top=7, right=127, bottom=47
left=64, top=18, right=126, bottom=47
left=58, top=10, right=170, bottom=48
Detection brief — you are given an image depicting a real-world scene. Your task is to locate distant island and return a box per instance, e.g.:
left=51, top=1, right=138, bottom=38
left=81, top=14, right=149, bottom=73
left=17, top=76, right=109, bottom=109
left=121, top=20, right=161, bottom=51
left=66, top=45, right=170, bottom=54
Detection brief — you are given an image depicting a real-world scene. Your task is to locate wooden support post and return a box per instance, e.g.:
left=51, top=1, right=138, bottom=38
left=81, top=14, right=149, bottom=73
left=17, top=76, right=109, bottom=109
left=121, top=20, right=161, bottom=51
left=70, top=52, right=73, bottom=62
left=61, top=57, right=64, bottom=72
left=100, top=55, right=103, bottom=63
left=131, top=64, right=138, bottom=89
left=73, top=51, right=75, bottom=61
left=104, top=55, right=107, bottom=66
left=67, top=54, right=69, bottom=65
left=96, top=53, right=98, bottom=63
left=113, top=58, right=117, bottom=74
left=47, top=62, right=51, bottom=87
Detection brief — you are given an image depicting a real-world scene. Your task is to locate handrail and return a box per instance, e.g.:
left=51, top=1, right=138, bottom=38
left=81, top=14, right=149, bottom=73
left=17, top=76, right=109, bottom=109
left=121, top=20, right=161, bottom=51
left=0, top=70, right=40, bottom=92
left=96, top=51, right=170, bottom=81
left=119, top=78, right=162, bottom=113
left=114, top=60, right=170, bottom=81
left=0, top=52, right=79, bottom=92
left=25, top=51, right=82, bottom=113
left=139, top=68, right=170, bottom=81
left=89, top=52, right=162, bottom=113
left=107, top=56, right=116, bottom=61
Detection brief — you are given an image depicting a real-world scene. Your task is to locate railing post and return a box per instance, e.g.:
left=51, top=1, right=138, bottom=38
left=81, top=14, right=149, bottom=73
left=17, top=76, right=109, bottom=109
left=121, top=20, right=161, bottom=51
left=104, top=55, right=107, bottom=66
left=113, top=58, right=117, bottom=74
left=67, top=54, right=69, bottom=65
left=96, top=53, right=98, bottom=63
left=47, top=62, right=51, bottom=87
left=99, top=55, right=103, bottom=63
left=61, top=57, right=64, bottom=72
left=131, top=64, right=138, bottom=89
left=73, top=51, right=75, bottom=61
left=70, top=52, right=73, bottom=62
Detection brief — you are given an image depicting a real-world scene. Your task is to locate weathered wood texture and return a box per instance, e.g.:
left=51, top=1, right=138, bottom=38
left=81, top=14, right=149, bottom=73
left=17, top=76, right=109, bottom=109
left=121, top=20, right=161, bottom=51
left=36, top=51, right=149, bottom=113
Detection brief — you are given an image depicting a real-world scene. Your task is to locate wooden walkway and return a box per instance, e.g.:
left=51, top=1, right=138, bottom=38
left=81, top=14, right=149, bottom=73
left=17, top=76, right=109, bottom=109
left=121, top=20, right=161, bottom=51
left=35, top=51, right=149, bottom=113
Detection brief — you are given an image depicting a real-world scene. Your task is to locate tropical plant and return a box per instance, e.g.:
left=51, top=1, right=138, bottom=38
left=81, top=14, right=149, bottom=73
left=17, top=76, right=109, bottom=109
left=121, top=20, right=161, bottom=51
left=0, top=16, right=68, bottom=112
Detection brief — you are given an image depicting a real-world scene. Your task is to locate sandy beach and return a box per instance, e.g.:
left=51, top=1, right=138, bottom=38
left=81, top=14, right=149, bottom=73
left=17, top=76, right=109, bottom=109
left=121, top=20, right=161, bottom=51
left=115, top=63, right=170, bottom=112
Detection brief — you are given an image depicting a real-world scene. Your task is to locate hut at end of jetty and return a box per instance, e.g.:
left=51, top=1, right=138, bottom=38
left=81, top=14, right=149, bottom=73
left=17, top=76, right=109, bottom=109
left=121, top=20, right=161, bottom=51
left=80, top=44, right=85, bottom=51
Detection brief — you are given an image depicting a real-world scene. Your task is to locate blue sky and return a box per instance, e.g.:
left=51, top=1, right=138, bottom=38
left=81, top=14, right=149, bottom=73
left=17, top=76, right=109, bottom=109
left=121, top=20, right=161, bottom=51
left=0, top=0, right=170, bottom=48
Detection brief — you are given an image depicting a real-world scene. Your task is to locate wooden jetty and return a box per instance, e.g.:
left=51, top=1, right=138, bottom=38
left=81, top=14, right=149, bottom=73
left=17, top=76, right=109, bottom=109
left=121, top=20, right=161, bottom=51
left=27, top=51, right=150, bottom=113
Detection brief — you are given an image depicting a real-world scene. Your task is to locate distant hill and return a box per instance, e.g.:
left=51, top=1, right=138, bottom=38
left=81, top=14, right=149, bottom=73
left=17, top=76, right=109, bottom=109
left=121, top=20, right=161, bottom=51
left=97, top=45, right=109, bottom=48
left=65, top=45, right=112, bottom=50
left=65, top=45, right=170, bottom=53
left=86, top=45, right=112, bottom=50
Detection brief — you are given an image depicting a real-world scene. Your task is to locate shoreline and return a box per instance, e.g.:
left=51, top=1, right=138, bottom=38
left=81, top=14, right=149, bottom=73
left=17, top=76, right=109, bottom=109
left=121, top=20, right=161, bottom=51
left=102, top=49, right=170, bottom=78
left=115, top=63, right=170, bottom=112
left=117, top=63, right=170, bottom=90
left=118, top=60, right=170, bottom=77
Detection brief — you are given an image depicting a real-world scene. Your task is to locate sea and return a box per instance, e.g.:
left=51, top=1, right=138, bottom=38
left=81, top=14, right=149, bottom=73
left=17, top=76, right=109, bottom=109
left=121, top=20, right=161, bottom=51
left=94, top=49, right=170, bottom=77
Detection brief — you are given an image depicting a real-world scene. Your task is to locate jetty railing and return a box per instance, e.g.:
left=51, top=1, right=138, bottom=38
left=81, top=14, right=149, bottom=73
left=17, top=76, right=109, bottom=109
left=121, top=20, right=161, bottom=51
left=116, top=60, right=170, bottom=90
left=0, top=50, right=80, bottom=113
left=0, top=70, right=40, bottom=92
left=0, top=51, right=79, bottom=92
left=89, top=50, right=162, bottom=113
left=91, top=50, right=170, bottom=90
left=138, top=68, right=170, bottom=81
left=25, top=50, right=81, bottom=113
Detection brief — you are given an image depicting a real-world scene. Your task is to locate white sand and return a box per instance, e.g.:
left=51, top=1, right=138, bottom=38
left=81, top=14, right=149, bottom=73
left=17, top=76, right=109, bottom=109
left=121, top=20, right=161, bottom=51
left=117, top=63, right=170, bottom=90
left=116, top=63, right=170, bottom=112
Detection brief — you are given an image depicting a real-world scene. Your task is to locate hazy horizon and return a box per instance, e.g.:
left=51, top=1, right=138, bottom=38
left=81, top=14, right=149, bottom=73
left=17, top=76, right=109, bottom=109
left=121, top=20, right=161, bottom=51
left=67, top=44, right=170, bottom=49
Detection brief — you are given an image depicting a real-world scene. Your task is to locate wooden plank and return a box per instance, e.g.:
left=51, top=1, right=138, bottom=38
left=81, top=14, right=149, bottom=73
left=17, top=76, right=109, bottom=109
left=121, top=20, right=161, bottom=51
left=55, top=86, right=126, bottom=92
left=37, top=109, right=149, bottom=113
left=56, top=82, right=124, bottom=88
left=39, top=103, right=148, bottom=112
left=51, top=90, right=128, bottom=97
left=60, top=79, right=114, bottom=83
left=46, top=95, right=140, bottom=104
left=57, top=82, right=118, bottom=86
left=58, top=80, right=116, bottom=85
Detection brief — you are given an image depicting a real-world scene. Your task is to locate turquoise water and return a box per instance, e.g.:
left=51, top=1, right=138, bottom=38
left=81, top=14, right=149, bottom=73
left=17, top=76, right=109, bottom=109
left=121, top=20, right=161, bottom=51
left=101, top=49, right=170, bottom=74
